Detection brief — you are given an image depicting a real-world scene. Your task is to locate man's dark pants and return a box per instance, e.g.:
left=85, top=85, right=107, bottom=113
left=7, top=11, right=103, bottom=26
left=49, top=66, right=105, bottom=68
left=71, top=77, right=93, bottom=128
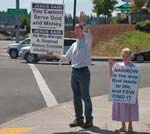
left=71, top=67, right=93, bottom=121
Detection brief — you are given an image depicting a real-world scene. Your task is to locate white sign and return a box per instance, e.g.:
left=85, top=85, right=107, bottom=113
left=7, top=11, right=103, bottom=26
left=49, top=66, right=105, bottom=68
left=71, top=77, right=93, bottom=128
left=30, top=2, right=64, bottom=54
left=109, top=63, right=140, bottom=104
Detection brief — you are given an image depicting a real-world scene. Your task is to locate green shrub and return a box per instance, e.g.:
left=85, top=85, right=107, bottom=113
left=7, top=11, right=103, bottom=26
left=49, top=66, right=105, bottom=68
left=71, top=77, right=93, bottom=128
left=135, top=20, right=150, bottom=32
left=112, top=16, right=129, bottom=24
left=112, top=16, right=122, bottom=24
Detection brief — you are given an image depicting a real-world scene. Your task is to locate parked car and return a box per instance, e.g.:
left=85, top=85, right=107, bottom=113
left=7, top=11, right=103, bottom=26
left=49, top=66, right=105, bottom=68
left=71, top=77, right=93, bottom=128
left=131, top=49, right=150, bottom=63
left=19, top=38, right=76, bottom=63
left=7, top=38, right=30, bottom=59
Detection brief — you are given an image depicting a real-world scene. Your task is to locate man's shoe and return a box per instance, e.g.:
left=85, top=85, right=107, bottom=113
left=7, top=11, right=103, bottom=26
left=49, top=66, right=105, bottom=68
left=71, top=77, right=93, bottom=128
left=83, top=120, right=93, bottom=128
left=69, top=118, right=84, bottom=127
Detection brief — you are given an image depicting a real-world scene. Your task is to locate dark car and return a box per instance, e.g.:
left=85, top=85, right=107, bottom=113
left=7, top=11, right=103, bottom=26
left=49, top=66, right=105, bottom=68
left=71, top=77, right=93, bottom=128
left=131, top=49, right=150, bottom=63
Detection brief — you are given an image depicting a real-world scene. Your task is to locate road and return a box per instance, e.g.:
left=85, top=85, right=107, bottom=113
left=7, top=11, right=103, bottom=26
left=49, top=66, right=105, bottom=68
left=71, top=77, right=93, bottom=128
left=0, top=40, right=15, bottom=49
left=0, top=41, right=150, bottom=124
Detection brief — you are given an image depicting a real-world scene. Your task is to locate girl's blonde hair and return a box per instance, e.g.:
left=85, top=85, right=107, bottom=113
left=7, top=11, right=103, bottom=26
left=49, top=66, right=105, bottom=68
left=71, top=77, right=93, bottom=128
left=121, top=48, right=131, bottom=56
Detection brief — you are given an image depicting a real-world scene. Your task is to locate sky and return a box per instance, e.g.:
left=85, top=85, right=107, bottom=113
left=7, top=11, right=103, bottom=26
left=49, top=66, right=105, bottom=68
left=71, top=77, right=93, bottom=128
left=0, top=0, right=125, bottom=16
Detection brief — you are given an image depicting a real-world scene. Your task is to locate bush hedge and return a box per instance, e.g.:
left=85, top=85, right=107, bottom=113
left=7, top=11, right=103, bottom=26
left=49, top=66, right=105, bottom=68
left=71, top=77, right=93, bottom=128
left=135, top=20, right=150, bottom=32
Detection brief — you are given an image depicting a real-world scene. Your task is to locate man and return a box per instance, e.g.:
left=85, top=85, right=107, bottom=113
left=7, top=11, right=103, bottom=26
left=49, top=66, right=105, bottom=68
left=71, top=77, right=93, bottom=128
left=48, top=18, right=93, bottom=128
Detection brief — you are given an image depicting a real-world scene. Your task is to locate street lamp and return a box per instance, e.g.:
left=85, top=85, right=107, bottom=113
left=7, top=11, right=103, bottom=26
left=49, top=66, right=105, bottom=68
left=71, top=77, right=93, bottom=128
left=73, top=0, right=76, bottom=30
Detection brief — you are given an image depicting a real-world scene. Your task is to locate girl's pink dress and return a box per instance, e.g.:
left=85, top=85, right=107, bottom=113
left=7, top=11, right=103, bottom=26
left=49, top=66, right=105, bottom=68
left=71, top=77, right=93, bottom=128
left=112, top=62, right=139, bottom=122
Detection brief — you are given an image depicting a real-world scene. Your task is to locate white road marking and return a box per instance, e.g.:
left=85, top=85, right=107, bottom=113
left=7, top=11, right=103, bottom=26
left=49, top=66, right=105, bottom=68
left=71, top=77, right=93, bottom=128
left=28, top=64, right=58, bottom=107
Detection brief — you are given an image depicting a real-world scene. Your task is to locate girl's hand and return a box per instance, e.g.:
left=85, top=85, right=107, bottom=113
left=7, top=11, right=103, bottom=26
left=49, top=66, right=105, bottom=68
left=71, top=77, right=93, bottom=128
left=108, top=58, right=115, bottom=67
left=108, top=58, right=115, bottom=77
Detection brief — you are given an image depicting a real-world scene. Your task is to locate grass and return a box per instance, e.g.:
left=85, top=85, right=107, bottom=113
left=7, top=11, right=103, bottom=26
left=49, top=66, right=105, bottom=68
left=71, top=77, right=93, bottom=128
left=92, top=30, right=150, bottom=57
left=121, top=30, right=150, bottom=51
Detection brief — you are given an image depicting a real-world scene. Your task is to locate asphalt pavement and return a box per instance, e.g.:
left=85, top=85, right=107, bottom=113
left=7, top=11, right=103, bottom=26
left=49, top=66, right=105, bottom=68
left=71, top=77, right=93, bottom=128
left=0, top=41, right=150, bottom=134
left=0, top=87, right=150, bottom=134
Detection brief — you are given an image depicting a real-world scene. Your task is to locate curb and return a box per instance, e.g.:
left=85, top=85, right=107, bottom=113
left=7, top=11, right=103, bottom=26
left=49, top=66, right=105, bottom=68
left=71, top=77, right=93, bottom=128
left=91, top=57, right=122, bottom=61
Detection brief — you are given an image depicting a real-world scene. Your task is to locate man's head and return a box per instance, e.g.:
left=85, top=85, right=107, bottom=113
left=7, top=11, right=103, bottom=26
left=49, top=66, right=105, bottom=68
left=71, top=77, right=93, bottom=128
left=74, top=24, right=84, bottom=39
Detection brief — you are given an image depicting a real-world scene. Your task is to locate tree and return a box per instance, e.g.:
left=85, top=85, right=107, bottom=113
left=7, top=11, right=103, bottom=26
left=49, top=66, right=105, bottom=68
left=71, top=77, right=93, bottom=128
left=92, top=0, right=118, bottom=23
left=131, top=0, right=146, bottom=12
left=20, top=16, right=30, bottom=35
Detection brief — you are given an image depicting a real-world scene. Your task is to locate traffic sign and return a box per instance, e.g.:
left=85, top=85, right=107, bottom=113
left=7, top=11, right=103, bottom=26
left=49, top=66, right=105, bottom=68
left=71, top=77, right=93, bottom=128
left=7, top=8, right=27, bottom=16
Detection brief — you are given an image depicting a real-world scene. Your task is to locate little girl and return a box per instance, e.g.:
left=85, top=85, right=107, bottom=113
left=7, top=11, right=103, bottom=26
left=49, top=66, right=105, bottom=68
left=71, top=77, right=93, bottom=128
left=108, top=48, right=139, bottom=134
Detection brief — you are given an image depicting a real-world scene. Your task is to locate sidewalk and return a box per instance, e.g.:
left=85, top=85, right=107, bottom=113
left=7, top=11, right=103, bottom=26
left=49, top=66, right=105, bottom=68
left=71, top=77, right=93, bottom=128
left=0, top=88, right=150, bottom=134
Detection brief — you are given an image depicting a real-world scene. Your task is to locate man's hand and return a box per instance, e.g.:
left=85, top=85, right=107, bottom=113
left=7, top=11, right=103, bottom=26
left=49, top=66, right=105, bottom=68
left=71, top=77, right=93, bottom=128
left=47, top=51, right=62, bottom=59
left=80, top=11, right=86, bottom=26
left=47, top=52, right=53, bottom=57
left=79, top=11, right=90, bottom=33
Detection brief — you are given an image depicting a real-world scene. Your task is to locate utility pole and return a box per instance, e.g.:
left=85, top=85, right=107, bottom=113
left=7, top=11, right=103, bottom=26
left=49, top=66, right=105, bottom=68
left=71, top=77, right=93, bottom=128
left=73, top=0, right=76, bottom=30
left=16, top=0, right=20, bottom=43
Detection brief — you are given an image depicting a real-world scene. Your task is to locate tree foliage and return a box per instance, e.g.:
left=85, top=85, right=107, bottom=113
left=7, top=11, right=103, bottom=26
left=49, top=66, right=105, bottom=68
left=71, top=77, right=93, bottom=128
left=92, top=0, right=118, bottom=17
left=20, top=16, right=30, bottom=34
left=132, top=0, right=146, bottom=12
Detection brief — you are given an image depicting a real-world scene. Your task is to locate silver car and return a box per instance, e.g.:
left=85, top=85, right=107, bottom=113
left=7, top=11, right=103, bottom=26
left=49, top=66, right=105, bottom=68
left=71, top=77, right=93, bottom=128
left=7, top=38, right=30, bottom=59
left=19, top=38, right=76, bottom=63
